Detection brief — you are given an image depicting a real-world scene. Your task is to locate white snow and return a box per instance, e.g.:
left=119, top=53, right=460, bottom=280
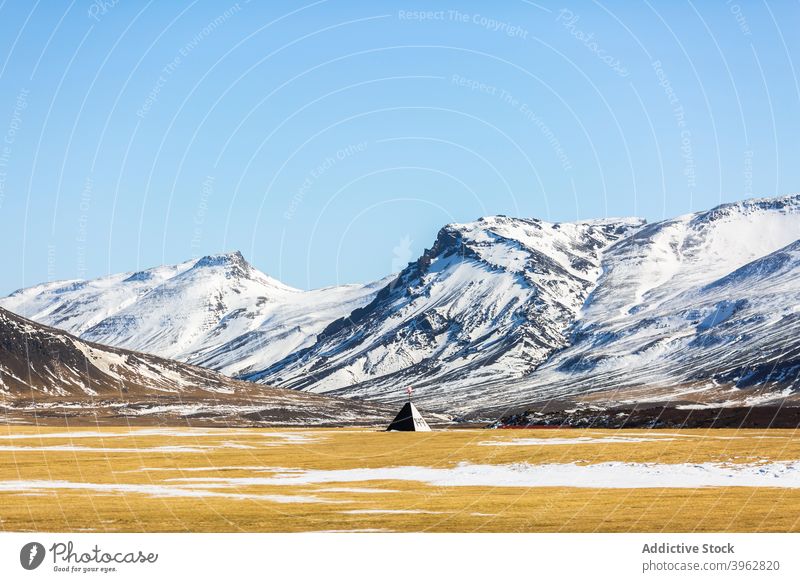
left=0, top=443, right=259, bottom=453
left=317, top=487, right=400, bottom=494
left=0, top=430, right=324, bottom=451
left=0, top=479, right=327, bottom=502
left=166, top=460, right=800, bottom=489
left=479, top=436, right=675, bottom=446
left=341, top=509, right=445, bottom=515
left=0, top=428, right=255, bottom=439
left=312, top=529, right=390, bottom=533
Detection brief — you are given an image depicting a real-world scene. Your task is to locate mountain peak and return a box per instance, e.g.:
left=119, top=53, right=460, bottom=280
left=193, top=250, right=247, bottom=268
left=690, top=193, right=800, bottom=225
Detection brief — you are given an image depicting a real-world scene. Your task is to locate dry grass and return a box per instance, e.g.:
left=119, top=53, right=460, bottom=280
left=2, top=425, right=800, bottom=532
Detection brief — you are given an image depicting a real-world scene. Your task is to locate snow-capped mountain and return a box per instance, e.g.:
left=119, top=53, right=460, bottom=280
left=1, top=251, right=387, bottom=378
left=3, top=194, right=799, bottom=418
left=248, top=216, right=643, bottom=401
left=471, top=195, right=800, bottom=416
left=0, top=306, right=394, bottom=425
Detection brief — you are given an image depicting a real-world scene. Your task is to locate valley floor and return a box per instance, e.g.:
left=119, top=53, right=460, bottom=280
left=2, top=426, right=800, bottom=532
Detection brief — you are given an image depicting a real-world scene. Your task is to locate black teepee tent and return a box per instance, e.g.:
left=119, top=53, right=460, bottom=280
left=386, top=401, right=431, bottom=432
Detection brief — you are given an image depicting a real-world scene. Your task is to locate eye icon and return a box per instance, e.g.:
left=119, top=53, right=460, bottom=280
left=20, top=542, right=46, bottom=570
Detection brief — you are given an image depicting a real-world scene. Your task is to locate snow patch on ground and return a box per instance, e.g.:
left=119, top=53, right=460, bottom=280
left=168, top=461, right=800, bottom=489
left=0, top=428, right=255, bottom=439
left=312, top=529, right=390, bottom=533
left=0, top=479, right=327, bottom=502
left=479, top=436, right=674, bottom=446
left=317, top=487, right=400, bottom=494
left=341, top=509, right=445, bottom=515
left=0, top=443, right=258, bottom=453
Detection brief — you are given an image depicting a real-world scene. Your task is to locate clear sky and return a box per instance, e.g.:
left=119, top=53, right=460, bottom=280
left=0, top=1, right=798, bottom=294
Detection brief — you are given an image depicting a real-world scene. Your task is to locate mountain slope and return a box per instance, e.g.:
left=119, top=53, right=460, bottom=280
left=248, top=216, right=643, bottom=405
left=1, top=252, right=386, bottom=379
left=474, top=195, right=800, bottom=416
left=1, top=259, right=194, bottom=337
left=0, top=307, right=394, bottom=426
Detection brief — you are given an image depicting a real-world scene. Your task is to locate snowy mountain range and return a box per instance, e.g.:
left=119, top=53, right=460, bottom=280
left=1, top=251, right=389, bottom=379
left=3, top=194, right=799, bottom=417
left=479, top=195, right=800, bottom=416
left=249, top=216, right=642, bottom=398
left=0, top=306, right=394, bottom=425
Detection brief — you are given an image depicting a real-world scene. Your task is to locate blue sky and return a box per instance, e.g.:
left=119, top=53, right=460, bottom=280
left=0, top=1, right=798, bottom=294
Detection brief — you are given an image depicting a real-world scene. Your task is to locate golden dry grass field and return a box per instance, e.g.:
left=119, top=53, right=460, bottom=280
left=2, top=425, right=800, bottom=532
